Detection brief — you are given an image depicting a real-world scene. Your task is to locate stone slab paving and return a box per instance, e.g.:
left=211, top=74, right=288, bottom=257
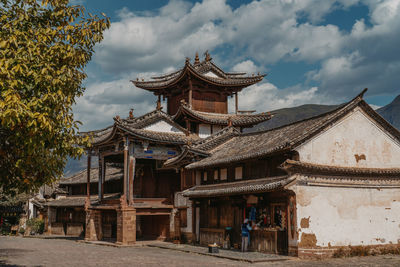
left=147, top=242, right=291, bottom=263
left=1, top=236, right=400, bottom=267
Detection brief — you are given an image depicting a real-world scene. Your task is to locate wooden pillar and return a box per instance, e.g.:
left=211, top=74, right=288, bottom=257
left=188, top=75, right=193, bottom=108
left=129, top=156, right=135, bottom=205
left=180, top=168, right=184, bottom=191
left=235, top=92, right=238, bottom=114
left=86, top=152, right=91, bottom=200
left=192, top=201, right=196, bottom=242
left=123, top=136, right=129, bottom=204
left=185, top=119, right=190, bottom=133
left=98, top=156, right=103, bottom=201
left=157, top=95, right=162, bottom=110
left=101, top=157, right=105, bottom=199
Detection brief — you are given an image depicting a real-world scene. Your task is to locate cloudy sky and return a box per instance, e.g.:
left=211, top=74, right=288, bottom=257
left=73, top=0, right=400, bottom=131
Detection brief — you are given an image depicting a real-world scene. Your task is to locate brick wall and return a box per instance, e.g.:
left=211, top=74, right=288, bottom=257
left=116, top=207, right=136, bottom=245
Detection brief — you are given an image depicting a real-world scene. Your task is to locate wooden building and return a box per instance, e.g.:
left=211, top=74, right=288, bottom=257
left=45, top=165, right=123, bottom=237
left=178, top=89, right=400, bottom=257
left=83, top=53, right=400, bottom=258
left=83, top=52, right=271, bottom=245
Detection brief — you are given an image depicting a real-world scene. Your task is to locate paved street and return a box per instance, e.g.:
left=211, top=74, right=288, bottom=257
left=1, top=236, right=400, bottom=267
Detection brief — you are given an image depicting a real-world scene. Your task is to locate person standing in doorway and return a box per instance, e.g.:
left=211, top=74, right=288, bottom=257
left=241, top=218, right=252, bottom=252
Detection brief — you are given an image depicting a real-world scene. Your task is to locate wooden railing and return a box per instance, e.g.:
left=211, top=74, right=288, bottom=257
left=199, top=227, right=287, bottom=254
left=199, top=228, right=225, bottom=246
left=250, top=229, right=287, bottom=254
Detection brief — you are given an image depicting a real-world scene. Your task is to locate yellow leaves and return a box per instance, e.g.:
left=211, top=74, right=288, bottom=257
left=0, top=41, right=7, bottom=48
left=0, top=0, right=109, bottom=193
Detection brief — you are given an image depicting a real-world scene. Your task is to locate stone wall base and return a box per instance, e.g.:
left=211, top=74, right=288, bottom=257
left=85, top=209, right=102, bottom=241
left=298, top=244, right=400, bottom=259
left=116, top=207, right=136, bottom=245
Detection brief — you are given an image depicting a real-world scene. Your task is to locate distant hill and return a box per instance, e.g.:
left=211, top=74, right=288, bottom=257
left=248, top=104, right=339, bottom=132
left=64, top=155, right=97, bottom=177
left=63, top=95, right=400, bottom=175
left=377, top=95, right=400, bottom=129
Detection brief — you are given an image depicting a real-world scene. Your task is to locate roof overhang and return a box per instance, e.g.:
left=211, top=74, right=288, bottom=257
left=183, top=176, right=294, bottom=198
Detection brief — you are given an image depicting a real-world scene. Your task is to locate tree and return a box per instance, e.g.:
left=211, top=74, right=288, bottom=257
left=0, top=0, right=110, bottom=194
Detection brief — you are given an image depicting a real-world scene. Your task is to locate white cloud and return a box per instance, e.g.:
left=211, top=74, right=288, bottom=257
left=232, top=60, right=258, bottom=74
left=228, top=82, right=321, bottom=113
left=74, top=74, right=159, bottom=131
left=76, top=0, right=400, bottom=130
left=309, top=0, right=400, bottom=97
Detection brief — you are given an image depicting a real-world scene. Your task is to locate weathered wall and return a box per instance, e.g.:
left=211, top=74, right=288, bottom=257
left=296, top=107, right=400, bottom=168
left=291, top=184, right=400, bottom=248
left=143, top=120, right=183, bottom=134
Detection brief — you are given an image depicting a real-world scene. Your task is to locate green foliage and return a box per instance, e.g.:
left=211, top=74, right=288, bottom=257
left=26, top=218, right=44, bottom=234
left=0, top=0, right=109, bottom=193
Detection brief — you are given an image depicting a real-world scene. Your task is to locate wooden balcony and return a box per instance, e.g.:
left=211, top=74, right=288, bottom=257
left=91, top=197, right=173, bottom=215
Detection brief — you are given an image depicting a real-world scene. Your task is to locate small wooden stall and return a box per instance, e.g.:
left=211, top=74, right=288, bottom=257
left=185, top=177, right=294, bottom=254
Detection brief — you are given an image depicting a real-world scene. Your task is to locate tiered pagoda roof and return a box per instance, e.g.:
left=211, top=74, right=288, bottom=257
left=132, top=53, right=265, bottom=94
left=173, top=102, right=272, bottom=127
left=84, top=109, right=199, bottom=146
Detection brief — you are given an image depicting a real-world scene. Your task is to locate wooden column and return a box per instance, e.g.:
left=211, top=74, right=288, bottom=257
left=101, top=156, right=106, bottom=199
left=86, top=152, right=91, bottom=199
left=123, top=136, right=129, bottom=204
left=129, top=156, right=136, bottom=205
left=235, top=92, right=238, bottom=114
left=98, top=156, right=103, bottom=201
left=188, top=75, right=193, bottom=108
left=180, top=168, right=184, bottom=190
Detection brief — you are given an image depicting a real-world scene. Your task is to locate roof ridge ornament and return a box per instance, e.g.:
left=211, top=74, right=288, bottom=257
left=129, top=108, right=134, bottom=119
left=358, top=88, right=368, bottom=99
left=113, top=115, right=121, bottom=122
left=180, top=99, right=188, bottom=106
left=227, top=117, right=233, bottom=127
left=185, top=57, right=191, bottom=65
left=204, top=50, right=212, bottom=62
left=194, top=52, right=200, bottom=65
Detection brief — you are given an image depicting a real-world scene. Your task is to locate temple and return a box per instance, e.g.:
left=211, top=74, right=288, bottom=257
left=81, top=53, right=272, bottom=244
left=75, top=53, right=400, bottom=258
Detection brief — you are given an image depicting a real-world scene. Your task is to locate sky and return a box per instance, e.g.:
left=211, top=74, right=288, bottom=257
left=72, top=0, right=400, bottom=131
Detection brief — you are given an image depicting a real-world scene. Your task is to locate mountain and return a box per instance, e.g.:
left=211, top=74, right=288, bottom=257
left=248, top=104, right=339, bottom=132
left=63, top=95, right=400, bottom=175
left=64, top=155, right=98, bottom=177
left=377, top=95, right=400, bottom=129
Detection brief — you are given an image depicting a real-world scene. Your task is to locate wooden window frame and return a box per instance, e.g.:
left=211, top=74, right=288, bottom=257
left=235, top=165, right=243, bottom=180
left=220, top=168, right=227, bottom=181
left=202, top=171, right=208, bottom=183
left=213, top=169, right=219, bottom=181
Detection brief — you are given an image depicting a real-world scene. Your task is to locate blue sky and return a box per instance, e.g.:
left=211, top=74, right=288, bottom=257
left=73, top=0, right=400, bottom=131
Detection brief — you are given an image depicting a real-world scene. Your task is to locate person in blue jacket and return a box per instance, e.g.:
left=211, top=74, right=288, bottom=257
left=241, top=218, right=252, bottom=252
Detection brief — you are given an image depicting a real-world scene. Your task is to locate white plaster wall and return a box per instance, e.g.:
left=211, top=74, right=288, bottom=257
left=292, top=184, right=400, bottom=247
left=28, top=201, right=34, bottom=219
left=203, top=71, right=219, bottom=78
left=296, top=108, right=400, bottom=168
left=199, top=124, right=211, bottom=138
left=181, top=202, right=193, bottom=233
left=143, top=120, right=183, bottom=134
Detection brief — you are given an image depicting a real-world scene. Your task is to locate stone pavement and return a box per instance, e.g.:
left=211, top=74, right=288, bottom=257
left=148, top=242, right=291, bottom=263
left=1, top=236, right=400, bottom=267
